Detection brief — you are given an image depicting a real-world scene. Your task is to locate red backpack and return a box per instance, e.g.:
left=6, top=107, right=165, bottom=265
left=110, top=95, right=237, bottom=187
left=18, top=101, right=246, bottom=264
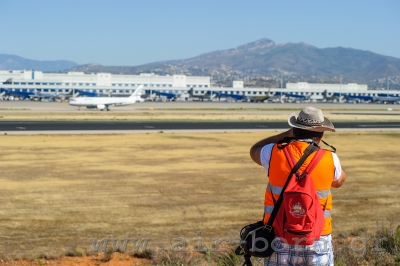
left=274, top=146, right=326, bottom=245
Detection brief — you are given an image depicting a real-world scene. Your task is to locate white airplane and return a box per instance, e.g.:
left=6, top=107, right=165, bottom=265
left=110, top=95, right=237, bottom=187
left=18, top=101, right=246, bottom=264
left=69, top=85, right=144, bottom=111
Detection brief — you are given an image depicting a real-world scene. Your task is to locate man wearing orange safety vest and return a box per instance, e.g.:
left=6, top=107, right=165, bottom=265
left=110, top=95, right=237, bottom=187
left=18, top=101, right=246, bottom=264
left=250, top=107, right=347, bottom=266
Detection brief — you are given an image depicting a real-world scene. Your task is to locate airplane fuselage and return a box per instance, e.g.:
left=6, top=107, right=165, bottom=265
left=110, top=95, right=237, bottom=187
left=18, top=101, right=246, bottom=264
left=68, top=85, right=143, bottom=110
left=69, top=97, right=136, bottom=110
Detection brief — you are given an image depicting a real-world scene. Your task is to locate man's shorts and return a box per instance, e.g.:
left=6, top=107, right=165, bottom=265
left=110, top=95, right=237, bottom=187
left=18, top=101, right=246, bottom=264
left=264, top=234, right=334, bottom=266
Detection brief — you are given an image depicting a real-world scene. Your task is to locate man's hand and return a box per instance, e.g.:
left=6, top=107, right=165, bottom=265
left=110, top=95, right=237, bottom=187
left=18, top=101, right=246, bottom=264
left=250, top=129, right=294, bottom=165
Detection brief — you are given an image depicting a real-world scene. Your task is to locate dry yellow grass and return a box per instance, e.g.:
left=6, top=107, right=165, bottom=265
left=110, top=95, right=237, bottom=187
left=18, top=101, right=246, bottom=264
left=0, top=131, right=399, bottom=258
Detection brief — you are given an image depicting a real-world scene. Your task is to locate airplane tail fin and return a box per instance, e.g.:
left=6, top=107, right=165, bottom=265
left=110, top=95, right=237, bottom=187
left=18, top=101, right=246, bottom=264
left=129, top=85, right=144, bottom=98
left=188, top=87, right=194, bottom=96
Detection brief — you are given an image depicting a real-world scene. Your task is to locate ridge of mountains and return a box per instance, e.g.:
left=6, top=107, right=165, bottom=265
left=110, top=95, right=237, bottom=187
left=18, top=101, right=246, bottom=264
left=1, top=39, right=400, bottom=88
left=0, top=54, right=77, bottom=72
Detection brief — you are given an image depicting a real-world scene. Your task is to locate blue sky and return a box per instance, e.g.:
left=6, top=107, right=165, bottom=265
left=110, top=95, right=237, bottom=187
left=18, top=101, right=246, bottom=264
left=1, top=0, right=399, bottom=66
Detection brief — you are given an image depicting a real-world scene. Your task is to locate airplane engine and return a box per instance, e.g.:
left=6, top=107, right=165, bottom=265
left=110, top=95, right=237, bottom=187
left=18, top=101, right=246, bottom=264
left=97, top=104, right=107, bottom=110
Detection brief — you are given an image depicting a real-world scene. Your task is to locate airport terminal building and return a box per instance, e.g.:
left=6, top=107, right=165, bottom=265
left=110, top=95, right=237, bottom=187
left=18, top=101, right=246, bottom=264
left=1, top=70, right=398, bottom=102
left=0, top=70, right=210, bottom=95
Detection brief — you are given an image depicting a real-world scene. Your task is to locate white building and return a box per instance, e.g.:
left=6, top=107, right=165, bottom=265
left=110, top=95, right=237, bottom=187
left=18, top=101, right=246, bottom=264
left=0, top=70, right=210, bottom=96
left=1, top=70, right=398, bottom=102
left=190, top=81, right=400, bottom=102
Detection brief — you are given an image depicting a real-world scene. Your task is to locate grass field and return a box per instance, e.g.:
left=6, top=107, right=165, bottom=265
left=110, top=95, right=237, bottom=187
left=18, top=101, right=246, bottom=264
left=1, top=131, right=400, bottom=261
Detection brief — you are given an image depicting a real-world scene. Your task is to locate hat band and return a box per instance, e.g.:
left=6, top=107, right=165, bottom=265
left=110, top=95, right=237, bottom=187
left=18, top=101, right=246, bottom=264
left=296, top=116, right=323, bottom=126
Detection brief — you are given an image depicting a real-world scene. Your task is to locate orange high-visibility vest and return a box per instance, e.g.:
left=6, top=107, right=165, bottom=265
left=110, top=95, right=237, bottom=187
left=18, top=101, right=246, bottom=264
left=263, top=141, right=334, bottom=235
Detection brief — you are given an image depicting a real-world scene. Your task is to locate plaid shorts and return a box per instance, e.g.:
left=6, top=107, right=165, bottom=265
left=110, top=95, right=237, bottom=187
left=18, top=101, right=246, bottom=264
left=264, top=234, right=334, bottom=266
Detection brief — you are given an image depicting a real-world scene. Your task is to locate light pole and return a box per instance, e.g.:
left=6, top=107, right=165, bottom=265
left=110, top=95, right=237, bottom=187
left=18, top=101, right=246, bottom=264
left=150, top=75, right=153, bottom=101
left=339, top=75, right=342, bottom=103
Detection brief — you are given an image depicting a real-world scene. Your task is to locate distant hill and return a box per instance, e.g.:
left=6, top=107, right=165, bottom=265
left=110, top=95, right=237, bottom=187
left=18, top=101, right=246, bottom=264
left=0, top=54, right=78, bottom=72
left=2, top=39, right=400, bottom=88
left=66, top=39, right=400, bottom=87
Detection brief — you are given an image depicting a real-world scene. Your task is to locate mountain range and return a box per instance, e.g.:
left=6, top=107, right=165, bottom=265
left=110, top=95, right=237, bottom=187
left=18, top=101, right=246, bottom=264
left=0, top=54, right=77, bottom=72
left=1, top=39, right=400, bottom=88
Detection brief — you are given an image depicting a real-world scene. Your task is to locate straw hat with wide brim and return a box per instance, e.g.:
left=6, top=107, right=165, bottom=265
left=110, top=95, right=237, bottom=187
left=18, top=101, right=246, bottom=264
left=288, top=106, right=335, bottom=132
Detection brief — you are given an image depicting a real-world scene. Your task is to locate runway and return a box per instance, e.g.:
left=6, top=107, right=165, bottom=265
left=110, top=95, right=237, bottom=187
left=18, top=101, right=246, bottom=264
left=1, top=121, right=399, bottom=134
left=1, top=101, right=399, bottom=134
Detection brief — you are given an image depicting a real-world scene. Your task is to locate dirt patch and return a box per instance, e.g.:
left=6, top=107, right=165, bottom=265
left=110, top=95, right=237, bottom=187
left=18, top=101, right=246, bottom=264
left=0, top=254, right=149, bottom=266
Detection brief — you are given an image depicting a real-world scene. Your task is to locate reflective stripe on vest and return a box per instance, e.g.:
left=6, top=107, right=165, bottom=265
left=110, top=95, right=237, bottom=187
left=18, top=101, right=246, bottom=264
left=267, top=182, right=330, bottom=199
left=264, top=205, right=274, bottom=214
left=264, top=192, right=331, bottom=216
left=324, top=210, right=331, bottom=218
left=317, top=189, right=331, bottom=198
left=267, top=183, right=283, bottom=195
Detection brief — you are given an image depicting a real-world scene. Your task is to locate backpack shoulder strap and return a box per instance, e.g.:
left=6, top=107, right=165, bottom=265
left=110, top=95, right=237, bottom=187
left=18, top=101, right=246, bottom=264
left=283, top=145, right=296, bottom=168
left=303, top=149, right=326, bottom=175
left=283, top=143, right=321, bottom=167
left=283, top=144, right=326, bottom=176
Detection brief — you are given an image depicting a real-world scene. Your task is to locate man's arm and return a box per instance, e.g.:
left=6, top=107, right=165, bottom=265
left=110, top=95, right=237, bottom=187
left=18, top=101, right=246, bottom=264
left=331, top=168, right=346, bottom=188
left=250, top=129, right=294, bottom=165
